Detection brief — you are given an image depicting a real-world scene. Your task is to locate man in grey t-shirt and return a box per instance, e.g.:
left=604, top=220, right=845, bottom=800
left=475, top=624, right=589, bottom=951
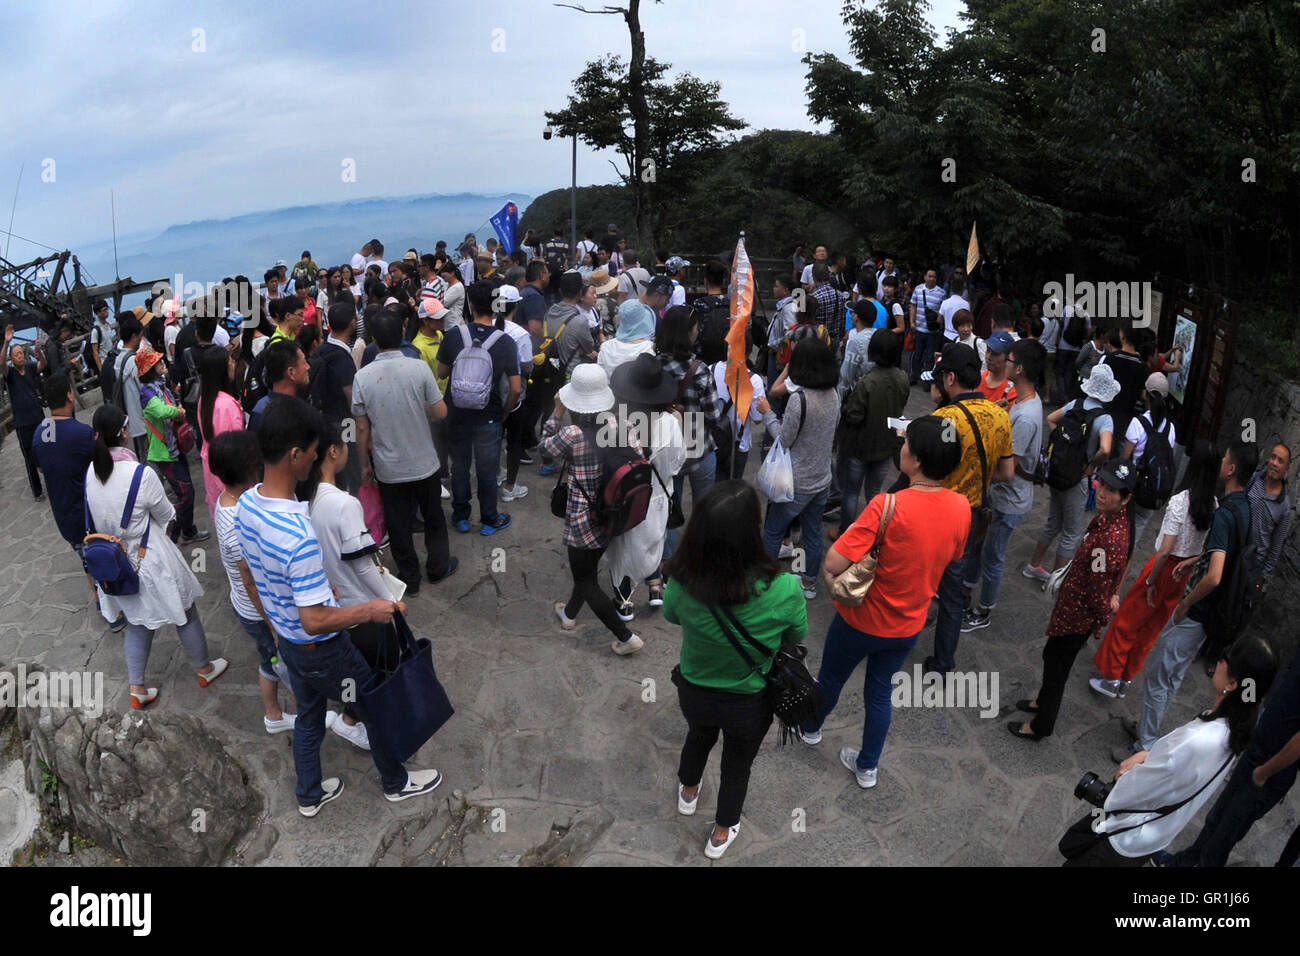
left=964, top=339, right=1047, bottom=631
left=352, top=311, right=456, bottom=591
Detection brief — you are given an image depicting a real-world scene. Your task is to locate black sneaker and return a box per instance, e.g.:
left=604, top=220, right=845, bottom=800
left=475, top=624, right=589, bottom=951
left=960, top=609, right=991, bottom=633
left=299, top=777, right=345, bottom=817
left=481, top=513, right=512, bottom=536
left=519, top=454, right=534, bottom=465
left=427, top=557, right=460, bottom=583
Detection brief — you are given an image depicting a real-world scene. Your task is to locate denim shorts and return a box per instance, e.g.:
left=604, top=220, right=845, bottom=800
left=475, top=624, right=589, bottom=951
left=237, top=615, right=280, bottom=682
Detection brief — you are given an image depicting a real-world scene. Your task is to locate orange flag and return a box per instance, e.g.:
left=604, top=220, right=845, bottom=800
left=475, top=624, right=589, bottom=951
left=726, top=233, right=755, bottom=427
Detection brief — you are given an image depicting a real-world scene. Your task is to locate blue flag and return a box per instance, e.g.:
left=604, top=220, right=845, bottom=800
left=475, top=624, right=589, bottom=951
left=489, top=202, right=519, bottom=254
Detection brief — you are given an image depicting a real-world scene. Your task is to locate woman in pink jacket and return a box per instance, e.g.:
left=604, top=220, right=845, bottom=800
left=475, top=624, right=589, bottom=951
left=197, top=344, right=245, bottom=522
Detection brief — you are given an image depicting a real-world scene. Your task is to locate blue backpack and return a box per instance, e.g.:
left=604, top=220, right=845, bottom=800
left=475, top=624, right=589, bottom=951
left=82, top=465, right=151, bottom=596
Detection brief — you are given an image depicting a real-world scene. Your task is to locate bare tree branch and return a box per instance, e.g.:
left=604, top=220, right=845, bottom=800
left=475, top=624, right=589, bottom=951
left=553, top=3, right=627, bottom=14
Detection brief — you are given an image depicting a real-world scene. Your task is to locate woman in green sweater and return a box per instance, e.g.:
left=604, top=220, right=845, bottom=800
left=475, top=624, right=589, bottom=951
left=664, top=480, right=808, bottom=859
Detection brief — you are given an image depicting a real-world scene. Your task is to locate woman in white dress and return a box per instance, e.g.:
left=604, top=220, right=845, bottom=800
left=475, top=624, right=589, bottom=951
left=86, top=405, right=228, bottom=708
left=605, top=353, right=686, bottom=617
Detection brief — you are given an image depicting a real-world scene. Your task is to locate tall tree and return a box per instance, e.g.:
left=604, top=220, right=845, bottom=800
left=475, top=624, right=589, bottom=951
left=550, top=0, right=744, bottom=252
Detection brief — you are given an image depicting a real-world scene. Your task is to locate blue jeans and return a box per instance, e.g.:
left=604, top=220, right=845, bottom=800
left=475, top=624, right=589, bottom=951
left=236, top=614, right=281, bottom=683
left=448, top=416, right=504, bottom=524
left=1135, top=616, right=1205, bottom=751
left=278, top=633, right=408, bottom=805
left=803, top=614, right=919, bottom=769
left=928, top=524, right=981, bottom=673
left=837, top=454, right=893, bottom=536
left=763, top=487, right=829, bottom=581
left=975, top=509, right=1024, bottom=610
left=663, top=451, right=716, bottom=562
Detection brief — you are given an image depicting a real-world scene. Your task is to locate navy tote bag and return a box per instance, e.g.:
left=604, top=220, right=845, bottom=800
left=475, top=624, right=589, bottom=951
left=357, top=609, right=454, bottom=763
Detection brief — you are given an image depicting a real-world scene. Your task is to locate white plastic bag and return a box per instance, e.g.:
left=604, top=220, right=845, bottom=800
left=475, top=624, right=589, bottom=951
left=756, top=438, right=795, bottom=503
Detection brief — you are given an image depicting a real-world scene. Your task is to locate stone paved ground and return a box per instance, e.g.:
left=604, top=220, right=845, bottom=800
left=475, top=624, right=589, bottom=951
left=1, top=389, right=1296, bottom=866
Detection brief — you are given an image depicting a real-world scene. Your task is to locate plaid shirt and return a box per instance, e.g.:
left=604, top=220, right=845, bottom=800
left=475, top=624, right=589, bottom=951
left=540, top=417, right=610, bottom=549
left=660, top=355, right=724, bottom=456
left=810, top=283, right=843, bottom=341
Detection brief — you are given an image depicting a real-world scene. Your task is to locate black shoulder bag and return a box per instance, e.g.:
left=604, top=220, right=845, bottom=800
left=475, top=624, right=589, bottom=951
left=708, top=603, right=823, bottom=745
left=952, top=400, right=993, bottom=545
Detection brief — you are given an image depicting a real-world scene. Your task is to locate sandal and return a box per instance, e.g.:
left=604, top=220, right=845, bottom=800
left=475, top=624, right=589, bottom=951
left=198, top=657, right=230, bottom=687
left=130, top=688, right=159, bottom=708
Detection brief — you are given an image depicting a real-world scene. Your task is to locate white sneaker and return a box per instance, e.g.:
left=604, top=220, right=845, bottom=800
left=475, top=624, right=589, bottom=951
left=440, top=484, right=451, bottom=499
left=299, top=777, right=344, bottom=817
left=500, top=483, right=529, bottom=502
left=612, top=634, right=644, bottom=656
left=798, top=727, right=821, bottom=745
left=677, top=782, right=700, bottom=816
left=331, top=716, right=371, bottom=751
left=1022, top=564, right=1051, bottom=583
left=1089, top=677, right=1127, bottom=699
left=554, top=601, right=576, bottom=631
left=264, top=713, right=297, bottom=735
left=325, top=710, right=340, bottom=731
left=384, top=769, right=443, bottom=803
left=497, top=467, right=508, bottom=485
left=840, top=748, right=878, bottom=789
left=704, top=823, right=740, bottom=859
left=778, top=543, right=795, bottom=560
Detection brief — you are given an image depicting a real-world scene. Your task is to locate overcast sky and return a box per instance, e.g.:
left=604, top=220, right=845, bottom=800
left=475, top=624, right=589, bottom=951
left=3, top=0, right=966, bottom=265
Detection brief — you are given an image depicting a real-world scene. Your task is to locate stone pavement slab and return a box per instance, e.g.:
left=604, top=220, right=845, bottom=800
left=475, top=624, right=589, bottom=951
left=0, top=395, right=1296, bottom=867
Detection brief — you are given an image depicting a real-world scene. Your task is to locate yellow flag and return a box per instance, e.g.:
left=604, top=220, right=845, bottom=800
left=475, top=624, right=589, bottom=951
left=966, top=221, right=980, bottom=274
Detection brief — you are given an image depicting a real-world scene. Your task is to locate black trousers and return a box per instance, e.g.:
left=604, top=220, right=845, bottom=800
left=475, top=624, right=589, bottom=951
left=1031, top=631, right=1090, bottom=737
left=565, top=545, right=630, bottom=640
left=15, top=424, right=42, bottom=496
left=1170, top=755, right=1292, bottom=866
left=377, top=475, right=450, bottom=585
left=525, top=376, right=561, bottom=462
left=504, top=403, right=528, bottom=485
left=675, top=676, right=773, bottom=828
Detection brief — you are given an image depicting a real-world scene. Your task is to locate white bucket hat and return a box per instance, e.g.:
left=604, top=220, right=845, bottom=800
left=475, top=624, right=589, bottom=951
left=558, top=363, right=615, bottom=414
left=1081, top=362, right=1121, bottom=404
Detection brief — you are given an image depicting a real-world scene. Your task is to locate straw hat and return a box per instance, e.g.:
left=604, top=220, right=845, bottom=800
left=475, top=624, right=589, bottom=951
left=590, top=269, right=618, bottom=295
left=558, top=363, right=615, bottom=414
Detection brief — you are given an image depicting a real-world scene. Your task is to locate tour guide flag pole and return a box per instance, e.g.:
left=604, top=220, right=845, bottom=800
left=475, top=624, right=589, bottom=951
left=726, top=232, right=755, bottom=433
left=490, top=202, right=519, bottom=254
left=966, top=220, right=981, bottom=275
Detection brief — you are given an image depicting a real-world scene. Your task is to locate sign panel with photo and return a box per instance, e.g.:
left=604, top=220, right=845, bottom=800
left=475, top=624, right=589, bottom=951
left=1168, top=314, right=1197, bottom=405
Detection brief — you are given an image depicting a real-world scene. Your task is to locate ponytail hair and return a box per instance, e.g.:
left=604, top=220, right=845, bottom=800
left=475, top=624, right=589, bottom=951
left=1204, top=636, right=1279, bottom=754
left=1146, top=390, right=1166, bottom=430
left=91, top=405, right=127, bottom=484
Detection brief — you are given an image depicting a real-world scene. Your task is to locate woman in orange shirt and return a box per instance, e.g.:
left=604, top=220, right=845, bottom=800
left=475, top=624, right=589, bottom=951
left=801, top=416, right=972, bottom=789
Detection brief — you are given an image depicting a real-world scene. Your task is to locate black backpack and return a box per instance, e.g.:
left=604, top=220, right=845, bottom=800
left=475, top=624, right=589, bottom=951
left=695, top=294, right=731, bottom=364
left=1132, top=416, right=1174, bottom=510
left=1042, top=404, right=1103, bottom=490
left=105, top=349, right=129, bottom=412
left=1203, top=501, right=1259, bottom=648
left=1063, top=310, right=1088, bottom=348
left=306, top=348, right=333, bottom=414
left=242, top=349, right=269, bottom=414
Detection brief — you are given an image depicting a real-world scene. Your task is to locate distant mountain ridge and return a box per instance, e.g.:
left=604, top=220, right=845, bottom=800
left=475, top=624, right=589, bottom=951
left=74, top=192, right=532, bottom=296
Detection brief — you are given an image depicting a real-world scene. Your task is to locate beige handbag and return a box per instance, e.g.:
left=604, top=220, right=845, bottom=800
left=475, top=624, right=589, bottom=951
left=828, top=493, right=897, bottom=606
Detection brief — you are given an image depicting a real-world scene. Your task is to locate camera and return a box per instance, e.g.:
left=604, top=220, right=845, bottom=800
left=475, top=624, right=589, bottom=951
left=1074, top=771, right=1113, bottom=808
left=542, top=125, right=554, bottom=141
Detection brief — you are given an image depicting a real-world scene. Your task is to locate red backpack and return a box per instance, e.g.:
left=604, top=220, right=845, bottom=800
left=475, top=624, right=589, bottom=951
left=577, top=427, right=654, bottom=536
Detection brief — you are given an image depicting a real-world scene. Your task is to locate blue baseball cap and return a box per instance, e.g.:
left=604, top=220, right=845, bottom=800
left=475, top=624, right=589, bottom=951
left=986, top=330, right=1016, bottom=354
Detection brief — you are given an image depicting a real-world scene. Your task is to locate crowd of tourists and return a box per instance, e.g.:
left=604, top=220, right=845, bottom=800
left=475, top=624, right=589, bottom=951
left=3, top=228, right=1297, bottom=866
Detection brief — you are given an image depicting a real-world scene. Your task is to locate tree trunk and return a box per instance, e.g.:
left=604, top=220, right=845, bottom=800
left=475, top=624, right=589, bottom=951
left=624, top=0, right=656, bottom=253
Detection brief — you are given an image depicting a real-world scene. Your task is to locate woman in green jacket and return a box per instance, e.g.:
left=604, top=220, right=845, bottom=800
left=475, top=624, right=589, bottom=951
left=664, top=480, right=808, bottom=859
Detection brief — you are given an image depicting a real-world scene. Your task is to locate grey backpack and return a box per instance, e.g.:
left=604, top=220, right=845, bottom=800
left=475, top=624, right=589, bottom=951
left=449, top=324, right=505, bottom=410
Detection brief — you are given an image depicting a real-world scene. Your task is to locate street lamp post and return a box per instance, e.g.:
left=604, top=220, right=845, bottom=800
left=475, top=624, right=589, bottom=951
left=544, top=125, right=578, bottom=265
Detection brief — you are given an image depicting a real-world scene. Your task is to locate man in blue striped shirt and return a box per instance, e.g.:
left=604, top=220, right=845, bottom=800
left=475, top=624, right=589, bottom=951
left=909, top=268, right=947, bottom=385
left=236, top=396, right=444, bottom=816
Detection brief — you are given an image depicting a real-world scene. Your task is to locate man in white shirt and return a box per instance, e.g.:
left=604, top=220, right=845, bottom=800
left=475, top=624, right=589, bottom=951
left=664, top=256, right=690, bottom=308
left=350, top=241, right=373, bottom=277
left=576, top=230, right=598, bottom=262
left=368, top=240, right=389, bottom=280
left=800, top=245, right=828, bottom=287
left=875, top=257, right=897, bottom=299
left=939, top=275, right=972, bottom=342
